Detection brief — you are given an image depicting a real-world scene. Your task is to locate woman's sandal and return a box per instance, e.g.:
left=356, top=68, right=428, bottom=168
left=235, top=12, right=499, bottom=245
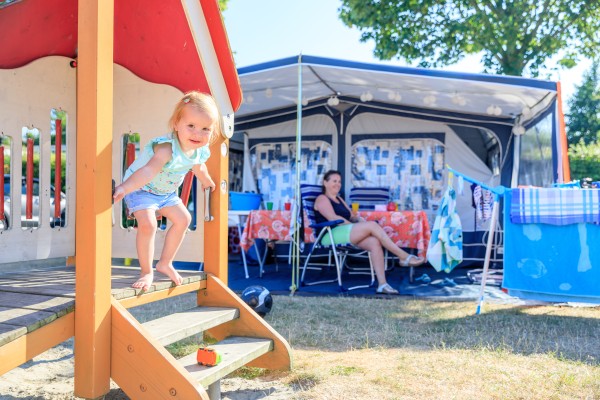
left=399, top=254, right=425, bottom=267
left=376, top=283, right=399, bottom=295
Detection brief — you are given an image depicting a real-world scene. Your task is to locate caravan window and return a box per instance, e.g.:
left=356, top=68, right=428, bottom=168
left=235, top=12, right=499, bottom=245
left=517, top=114, right=553, bottom=187
left=351, top=138, right=445, bottom=221
left=250, top=140, right=332, bottom=207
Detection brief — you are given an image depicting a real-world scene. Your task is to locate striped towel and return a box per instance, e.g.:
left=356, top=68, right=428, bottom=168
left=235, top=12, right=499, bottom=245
left=348, top=187, right=391, bottom=210
left=510, top=188, right=600, bottom=225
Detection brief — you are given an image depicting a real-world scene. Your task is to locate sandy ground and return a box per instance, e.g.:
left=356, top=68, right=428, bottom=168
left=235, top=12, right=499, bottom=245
left=0, top=338, right=294, bottom=399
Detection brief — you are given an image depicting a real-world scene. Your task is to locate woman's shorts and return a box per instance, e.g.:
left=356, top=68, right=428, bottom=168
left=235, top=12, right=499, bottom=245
left=124, top=190, right=182, bottom=216
left=320, top=223, right=353, bottom=246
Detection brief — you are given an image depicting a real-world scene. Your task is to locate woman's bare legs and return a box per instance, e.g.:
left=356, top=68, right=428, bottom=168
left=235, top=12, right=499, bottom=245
left=354, top=236, right=387, bottom=286
left=132, top=209, right=158, bottom=290
left=153, top=203, right=191, bottom=286
left=350, top=221, right=424, bottom=266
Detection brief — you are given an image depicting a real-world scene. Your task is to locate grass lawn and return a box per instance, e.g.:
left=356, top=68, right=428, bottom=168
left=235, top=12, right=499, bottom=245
left=222, top=295, right=600, bottom=399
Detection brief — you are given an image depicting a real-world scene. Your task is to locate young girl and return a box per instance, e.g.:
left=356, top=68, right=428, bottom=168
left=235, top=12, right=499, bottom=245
left=113, top=91, right=218, bottom=291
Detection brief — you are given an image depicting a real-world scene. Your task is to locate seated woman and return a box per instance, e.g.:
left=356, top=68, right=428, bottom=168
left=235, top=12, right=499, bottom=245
left=314, top=170, right=426, bottom=294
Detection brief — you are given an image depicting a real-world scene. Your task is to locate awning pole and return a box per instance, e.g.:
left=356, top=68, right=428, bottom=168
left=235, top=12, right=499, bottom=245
left=476, top=194, right=500, bottom=315
left=447, top=166, right=505, bottom=315
left=290, top=54, right=303, bottom=295
left=556, top=81, right=570, bottom=183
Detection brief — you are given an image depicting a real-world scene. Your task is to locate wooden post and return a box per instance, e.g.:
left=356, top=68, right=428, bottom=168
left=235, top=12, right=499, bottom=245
left=204, top=135, right=229, bottom=283
left=74, top=0, right=114, bottom=398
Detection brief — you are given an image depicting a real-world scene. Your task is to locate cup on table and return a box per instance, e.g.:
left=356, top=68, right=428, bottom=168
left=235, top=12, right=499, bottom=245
left=284, top=202, right=291, bottom=211
left=351, top=202, right=359, bottom=212
left=266, top=201, right=274, bottom=210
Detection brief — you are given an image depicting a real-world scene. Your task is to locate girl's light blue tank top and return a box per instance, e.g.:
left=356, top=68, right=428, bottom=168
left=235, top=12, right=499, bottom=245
left=123, top=133, right=210, bottom=195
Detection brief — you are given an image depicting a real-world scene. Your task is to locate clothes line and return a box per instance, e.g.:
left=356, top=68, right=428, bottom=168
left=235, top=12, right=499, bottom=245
left=447, top=165, right=505, bottom=198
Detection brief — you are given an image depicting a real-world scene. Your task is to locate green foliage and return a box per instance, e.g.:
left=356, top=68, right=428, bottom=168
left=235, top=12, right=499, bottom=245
left=23, top=131, right=40, bottom=146
left=568, top=140, right=600, bottom=182
left=50, top=134, right=67, bottom=146
left=338, top=0, right=600, bottom=77
left=230, top=366, right=269, bottom=380
left=566, top=61, right=600, bottom=146
left=128, top=132, right=141, bottom=143
left=50, top=153, right=67, bottom=193
left=218, top=0, right=229, bottom=12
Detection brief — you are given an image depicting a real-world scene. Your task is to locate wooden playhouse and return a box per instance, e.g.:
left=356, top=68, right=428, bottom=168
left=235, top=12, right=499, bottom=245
left=0, top=0, right=291, bottom=398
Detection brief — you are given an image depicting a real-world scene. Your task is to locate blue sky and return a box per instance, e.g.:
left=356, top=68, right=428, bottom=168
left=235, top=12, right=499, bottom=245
left=222, top=0, right=590, bottom=103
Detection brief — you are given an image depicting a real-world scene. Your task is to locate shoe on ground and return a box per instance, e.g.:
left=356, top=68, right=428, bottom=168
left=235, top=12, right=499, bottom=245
left=442, top=277, right=457, bottom=287
left=433, top=277, right=458, bottom=287
left=414, top=273, right=431, bottom=284
left=376, top=283, right=399, bottom=295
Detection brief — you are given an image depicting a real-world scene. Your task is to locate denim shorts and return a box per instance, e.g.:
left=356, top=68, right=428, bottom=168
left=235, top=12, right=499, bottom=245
left=124, top=190, right=182, bottom=216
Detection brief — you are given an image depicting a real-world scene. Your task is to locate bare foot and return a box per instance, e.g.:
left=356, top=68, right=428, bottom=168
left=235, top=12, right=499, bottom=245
left=156, top=263, right=184, bottom=286
left=132, top=272, right=154, bottom=291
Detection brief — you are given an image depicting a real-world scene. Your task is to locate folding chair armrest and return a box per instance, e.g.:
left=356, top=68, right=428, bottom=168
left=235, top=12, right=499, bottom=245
left=310, top=219, right=345, bottom=230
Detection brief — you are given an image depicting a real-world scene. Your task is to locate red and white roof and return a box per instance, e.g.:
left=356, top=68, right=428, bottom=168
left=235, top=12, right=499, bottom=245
left=0, top=0, right=242, bottom=111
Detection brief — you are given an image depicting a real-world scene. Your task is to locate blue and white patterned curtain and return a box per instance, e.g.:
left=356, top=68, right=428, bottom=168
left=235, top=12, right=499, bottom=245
left=250, top=140, right=332, bottom=208
left=351, top=138, right=445, bottom=221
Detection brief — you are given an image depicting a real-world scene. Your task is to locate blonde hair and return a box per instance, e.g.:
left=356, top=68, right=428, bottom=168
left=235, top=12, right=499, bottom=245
left=168, top=91, right=222, bottom=145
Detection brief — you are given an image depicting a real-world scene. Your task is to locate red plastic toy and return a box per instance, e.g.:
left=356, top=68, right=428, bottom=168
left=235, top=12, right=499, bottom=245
left=196, top=347, right=222, bottom=367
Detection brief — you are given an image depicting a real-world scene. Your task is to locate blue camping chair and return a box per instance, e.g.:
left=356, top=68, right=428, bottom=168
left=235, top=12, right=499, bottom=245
left=299, top=184, right=374, bottom=291
left=348, top=187, right=392, bottom=210
left=348, top=186, right=395, bottom=271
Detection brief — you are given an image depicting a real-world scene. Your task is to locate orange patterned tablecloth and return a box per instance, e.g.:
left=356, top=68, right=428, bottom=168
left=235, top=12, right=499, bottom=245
left=357, top=210, right=430, bottom=258
left=240, top=209, right=430, bottom=257
left=240, top=210, right=296, bottom=252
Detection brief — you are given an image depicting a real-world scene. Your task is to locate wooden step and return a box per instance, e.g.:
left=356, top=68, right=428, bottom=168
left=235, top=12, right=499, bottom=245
left=142, top=306, right=239, bottom=346
left=178, top=336, right=273, bottom=388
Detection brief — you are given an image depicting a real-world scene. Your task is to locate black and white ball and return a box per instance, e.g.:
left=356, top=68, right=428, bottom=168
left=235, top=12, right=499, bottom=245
left=241, top=285, right=273, bottom=317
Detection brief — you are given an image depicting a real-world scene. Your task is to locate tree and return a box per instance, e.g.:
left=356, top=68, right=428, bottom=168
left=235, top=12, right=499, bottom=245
left=218, top=0, right=228, bottom=12
left=568, top=140, right=600, bottom=181
left=338, top=0, right=600, bottom=77
left=567, top=61, right=600, bottom=145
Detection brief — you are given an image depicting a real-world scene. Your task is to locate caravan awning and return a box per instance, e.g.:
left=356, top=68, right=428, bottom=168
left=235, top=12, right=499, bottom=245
left=236, top=55, right=558, bottom=126
left=0, top=0, right=242, bottom=110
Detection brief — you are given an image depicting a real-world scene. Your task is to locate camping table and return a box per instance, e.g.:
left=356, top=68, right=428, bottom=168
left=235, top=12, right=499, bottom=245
left=239, top=210, right=309, bottom=277
left=240, top=210, right=293, bottom=253
left=240, top=209, right=430, bottom=259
